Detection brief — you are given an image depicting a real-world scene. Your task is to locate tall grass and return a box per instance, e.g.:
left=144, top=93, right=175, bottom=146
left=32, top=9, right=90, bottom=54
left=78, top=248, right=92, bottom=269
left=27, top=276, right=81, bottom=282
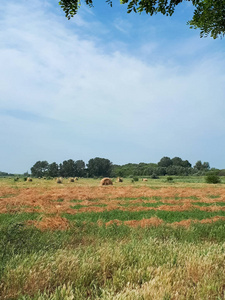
left=1, top=222, right=225, bottom=299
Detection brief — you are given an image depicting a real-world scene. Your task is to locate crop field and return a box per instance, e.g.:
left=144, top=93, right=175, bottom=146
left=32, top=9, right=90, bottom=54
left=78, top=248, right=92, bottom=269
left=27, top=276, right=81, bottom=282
left=1, top=177, right=225, bottom=299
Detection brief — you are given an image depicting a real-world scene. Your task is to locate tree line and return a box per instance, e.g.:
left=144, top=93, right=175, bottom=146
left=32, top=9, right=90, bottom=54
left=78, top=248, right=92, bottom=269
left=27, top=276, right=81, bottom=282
left=30, top=156, right=212, bottom=178
left=0, top=171, right=14, bottom=177
left=30, top=158, right=112, bottom=178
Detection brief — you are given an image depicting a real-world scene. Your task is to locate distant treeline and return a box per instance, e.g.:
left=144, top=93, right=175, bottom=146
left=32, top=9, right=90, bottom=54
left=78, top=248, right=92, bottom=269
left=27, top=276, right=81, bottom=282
left=0, top=171, right=15, bottom=177
left=113, top=157, right=211, bottom=177
left=26, top=157, right=220, bottom=178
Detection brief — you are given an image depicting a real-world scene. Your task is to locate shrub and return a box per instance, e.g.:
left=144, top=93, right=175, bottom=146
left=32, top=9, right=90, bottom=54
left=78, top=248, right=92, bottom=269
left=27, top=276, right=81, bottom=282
left=132, top=177, right=139, bottom=182
left=218, top=169, right=225, bottom=176
left=205, top=173, right=221, bottom=184
left=167, top=176, right=173, bottom=182
left=151, top=173, right=159, bottom=179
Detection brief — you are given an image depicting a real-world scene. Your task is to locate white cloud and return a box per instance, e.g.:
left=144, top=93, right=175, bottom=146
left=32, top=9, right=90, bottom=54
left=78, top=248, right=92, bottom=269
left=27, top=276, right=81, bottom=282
left=1, top=0, right=225, bottom=172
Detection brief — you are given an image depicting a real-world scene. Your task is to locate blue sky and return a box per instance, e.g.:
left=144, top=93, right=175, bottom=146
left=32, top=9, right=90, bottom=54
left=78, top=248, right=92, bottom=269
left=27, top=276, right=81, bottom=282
left=1, top=0, right=225, bottom=173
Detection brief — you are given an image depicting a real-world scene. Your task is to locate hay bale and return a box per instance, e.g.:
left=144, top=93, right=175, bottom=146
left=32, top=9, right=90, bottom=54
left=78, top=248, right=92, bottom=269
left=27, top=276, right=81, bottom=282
left=69, top=178, right=75, bottom=182
left=56, top=177, right=63, bottom=184
left=117, top=177, right=123, bottom=182
left=142, top=178, right=148, bottom=182
left=100, top=178, right=113, bottom=186
left=27, top=177, right=32, bottom=182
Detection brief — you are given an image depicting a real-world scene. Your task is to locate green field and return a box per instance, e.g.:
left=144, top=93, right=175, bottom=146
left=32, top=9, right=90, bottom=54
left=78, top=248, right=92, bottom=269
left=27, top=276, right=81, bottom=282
left=1, top=177, right=225, bottom=299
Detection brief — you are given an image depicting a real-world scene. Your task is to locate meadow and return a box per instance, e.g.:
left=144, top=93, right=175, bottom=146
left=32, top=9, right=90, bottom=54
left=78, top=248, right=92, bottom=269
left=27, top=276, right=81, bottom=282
left=1, top=177, right=225, bottom=299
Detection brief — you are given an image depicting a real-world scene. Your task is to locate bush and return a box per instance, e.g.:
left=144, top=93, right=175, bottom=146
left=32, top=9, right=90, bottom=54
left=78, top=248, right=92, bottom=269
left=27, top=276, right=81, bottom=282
left=151, top=173, right=159, bottom=179
left=167, top=176, right=173, bottom=182
left=218, top=169, right=225, bottom=176
left=132, top=177, right=139, bottom=182
left=205, top=173, right=221, bottom=184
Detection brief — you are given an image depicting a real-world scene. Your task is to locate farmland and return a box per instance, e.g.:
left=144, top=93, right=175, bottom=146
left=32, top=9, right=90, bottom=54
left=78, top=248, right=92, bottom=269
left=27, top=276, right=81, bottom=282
left=1, top=177, right=225, bottom=299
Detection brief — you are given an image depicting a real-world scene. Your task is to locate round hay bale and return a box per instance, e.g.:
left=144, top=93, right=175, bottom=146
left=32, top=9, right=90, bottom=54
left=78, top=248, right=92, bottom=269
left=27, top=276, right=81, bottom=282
left=100, top=178, right=113, bottom=186
left=142, top=178, right=148, bottom=182
left=27, top=177, right=32, bottom=182
left=117, top=177, right=123, bottom=182
left=69, top=178, right=75, bottom=182
left=56, top=177, right=63, bottom=184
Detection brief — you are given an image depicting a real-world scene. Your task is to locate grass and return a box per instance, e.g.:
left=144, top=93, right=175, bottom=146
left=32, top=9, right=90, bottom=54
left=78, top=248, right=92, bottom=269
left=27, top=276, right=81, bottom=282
left=1, top=177, right=225, bottom=299
left=0, top=213, right=39, bottom=226
left=207, top=194, right=221, bottom=199
left=1, top=220, right=225, bottom=299
left=0, top=194, right=15, bottom=199
left=116, top=196, right=162, bottom=201
left=63, top=209, right=225, bottom=224
left=119, top=202, right=164, bottom=208
left=70, top=199, right=83, bottom=203
left=188, top=196, right=200, bottom=200
left=2, top=175, right=224, bottom=189
left=56, top=198, right=64, bottom=202
left=70, top=204, right=88, bottom=209
left=194, top=202, right=225, bottom=207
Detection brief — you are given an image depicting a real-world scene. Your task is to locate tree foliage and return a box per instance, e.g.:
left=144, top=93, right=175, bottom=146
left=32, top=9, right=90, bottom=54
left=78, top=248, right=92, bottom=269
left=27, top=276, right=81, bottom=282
left=31, top=161, right=49, bottom=177
left=194, top=160, right=210, bottom=172
left=59, top=159, right=86, bottom=177
left=30, top=156, right=212, bottom=178
left=59, top=159, right=76, bottom=177
left=188, top=0, right=225, bottom=38
left=158, top=156, right=173, bottom=168
left=74, top=160, right=86, bottom=177
left=0, top=171, right=14, bottom=177
left=30, top=159, right=85, bottom=178
left=48, top=162, right=59, bottom=177
left=87, top=157, right=112, bottom=177
left=58, top=0, right=225, bottom=38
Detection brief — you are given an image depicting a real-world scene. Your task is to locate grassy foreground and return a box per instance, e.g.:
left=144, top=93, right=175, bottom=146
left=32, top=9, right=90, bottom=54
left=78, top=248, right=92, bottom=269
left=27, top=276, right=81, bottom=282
left=1, top=177, right=225, bottom=299
left=1, top=218, right=225, bottom=299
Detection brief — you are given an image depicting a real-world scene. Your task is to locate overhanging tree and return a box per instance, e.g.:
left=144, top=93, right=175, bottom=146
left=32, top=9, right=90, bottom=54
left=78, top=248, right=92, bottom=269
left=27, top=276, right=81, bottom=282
left=59, top=0, right=225, bottom=38
left=188, top=0, right=225, bottom=38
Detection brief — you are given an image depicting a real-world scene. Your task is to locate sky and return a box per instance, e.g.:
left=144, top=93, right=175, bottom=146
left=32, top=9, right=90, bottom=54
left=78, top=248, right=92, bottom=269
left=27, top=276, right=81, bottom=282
left=0, top=0, right=225, bottom=173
